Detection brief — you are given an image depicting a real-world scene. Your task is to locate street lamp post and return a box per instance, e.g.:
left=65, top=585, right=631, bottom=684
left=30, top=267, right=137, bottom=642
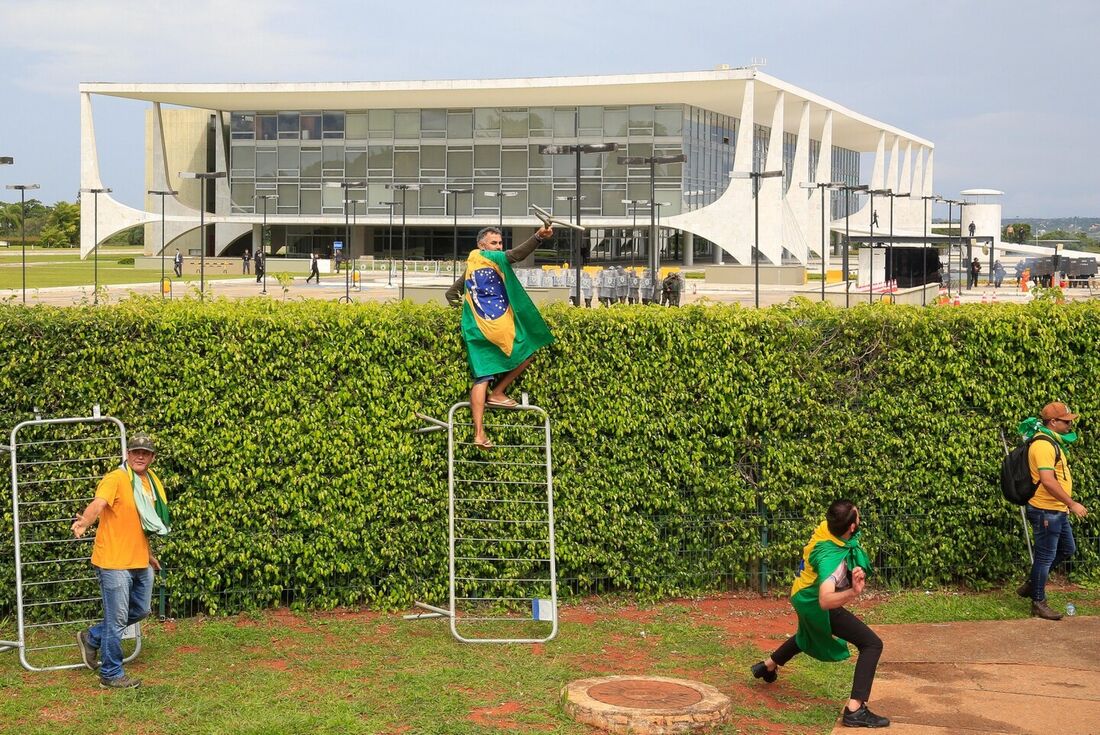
left=920, top=194, right=938, bottom=306
left=386, top=184, right=420, bottom=299
left=800, top=181, right=844, bottom=302
left=326, top=180, right=365, bottom=304
left=554, top=194, right=585, bottom=298
left=253, top=193, right=276, bottom=295
left=866, top=189, right=892, bottom=304
left=441, top=187, right=473, bottom=280
left=938, top=198, right=962, bottom=298
left=6, top=182, right=40, bottom=304
left=730, top=170, right=784, bottom=308
left=178, top=171, right=227, bottom=300
left=621, top=198, right=650, bottom=270
left=838, top=184, right=869, bottom=308
left=619, top=152, right=686, bottom=303
left=542, top=143, right=620, bottom=307
left=346, top=197, right=367, bottom=294
left=484, top=190, right=518, bottom=232
left=78, top=187, right=111, bottom=305
left=379, top=200, right=399, bottom=288
left=882, top=191, right=907, bottom=298
left=149, top=188, right=180, bottom=299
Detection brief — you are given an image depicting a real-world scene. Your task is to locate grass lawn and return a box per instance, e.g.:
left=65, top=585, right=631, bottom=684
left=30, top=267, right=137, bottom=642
left=0, top=585, right=1096, bottom=734
left=0, top=249, right=254, bottom=290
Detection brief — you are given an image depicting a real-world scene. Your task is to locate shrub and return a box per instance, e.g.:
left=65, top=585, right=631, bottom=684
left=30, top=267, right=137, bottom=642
left=0, top=298, right=1095, bottom=615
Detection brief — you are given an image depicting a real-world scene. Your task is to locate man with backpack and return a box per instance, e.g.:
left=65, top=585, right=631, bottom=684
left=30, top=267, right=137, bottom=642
left=1017, top=402, right=1088, bottom=620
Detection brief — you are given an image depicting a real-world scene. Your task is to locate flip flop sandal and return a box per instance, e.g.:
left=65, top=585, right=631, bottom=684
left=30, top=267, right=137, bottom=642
left=486, top=397, right=519, bottom=408
left=473, top=438, right=495, bottom=450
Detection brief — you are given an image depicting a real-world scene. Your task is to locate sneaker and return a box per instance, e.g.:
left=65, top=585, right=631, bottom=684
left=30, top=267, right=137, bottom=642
left=76, top=630, right=99, bottom=671
left=842, top=703, right=890, bottom=728
left=1016, top=579, right=1032, bottom=598
left=99, top=674, right=142, bottom=689
left=750, top=661, right=777, bottom=683
left=1031, top=600, right=1063, bottom=621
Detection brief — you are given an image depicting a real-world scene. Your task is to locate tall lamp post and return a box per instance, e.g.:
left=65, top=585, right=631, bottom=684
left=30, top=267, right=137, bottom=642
left=6, top=182, right=40, bottom=304
left=799, top=181, right=844, bottom=302
left=554, top=193, right=584, bottom=268
left=866, top=189, right=892, bottom=304
left=78, top=187, right=111, bottom=305
left=379, top=200, right=399, bottom=288
left=919, top=193, right=939, bottom=306
left=618, top=152, right=686, bottom=303
left=621, top=198, right=649, bottom=270
left=149, top=188, right=180, bottom=299
left=326, top=180, right=365, bottom=304
left=178, top=170, right=226, bottom=300
left=938, top=198, right=961, bottom=298
left=441, top=187, right=473, bottom=279
left=346, top=198, right=366, bottom=291
left=838, top=184, right=869, bottom=308
left=542, top=143, right=620, bottom=307
left=730, top=169, right=784, bottom=308
left=386, top=184, right=420, bottom=299
left=484, top=190, right=518, bottom=231
left=880, top=190, right=906, bottom=298
left=253, top=193, right=276, bottom=295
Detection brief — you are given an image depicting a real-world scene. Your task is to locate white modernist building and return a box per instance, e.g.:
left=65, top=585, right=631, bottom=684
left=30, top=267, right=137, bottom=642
left=79, top=68, right=935, bottom=267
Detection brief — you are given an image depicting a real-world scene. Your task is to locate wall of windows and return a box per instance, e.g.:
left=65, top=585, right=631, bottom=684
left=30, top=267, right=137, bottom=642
left=229, top=105, right=685, bottom=219
left=228, top=104, right=859, bottom=222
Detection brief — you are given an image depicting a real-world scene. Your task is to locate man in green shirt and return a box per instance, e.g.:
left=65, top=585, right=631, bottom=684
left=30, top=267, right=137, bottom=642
left=750, top=500, right=889, bottom=728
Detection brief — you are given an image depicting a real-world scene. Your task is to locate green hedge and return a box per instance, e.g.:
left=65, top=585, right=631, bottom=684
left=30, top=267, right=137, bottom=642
left=0, top=297, right=1097, bottom=616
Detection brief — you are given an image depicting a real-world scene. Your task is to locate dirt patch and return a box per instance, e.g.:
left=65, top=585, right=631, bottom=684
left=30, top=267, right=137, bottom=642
left=175, top=645, right=201, bottom=654
left=467, top=700, right=553, bottom=731
left=254, top=659, right=290, bottom=671
left=38, top=705, right=77, bottom=724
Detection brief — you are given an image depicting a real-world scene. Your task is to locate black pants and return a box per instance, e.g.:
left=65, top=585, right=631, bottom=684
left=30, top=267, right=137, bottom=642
left=770, top=607, right=883, bottom=702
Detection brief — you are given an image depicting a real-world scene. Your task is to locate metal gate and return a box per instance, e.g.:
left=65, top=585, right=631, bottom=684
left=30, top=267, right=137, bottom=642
left=0, top=407, right=142, bottom=671
left=411, top=395, right=558, bottom=643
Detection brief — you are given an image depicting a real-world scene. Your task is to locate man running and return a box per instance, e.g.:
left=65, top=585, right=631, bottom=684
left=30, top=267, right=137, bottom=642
left=750, top=500, right=889, bottom=728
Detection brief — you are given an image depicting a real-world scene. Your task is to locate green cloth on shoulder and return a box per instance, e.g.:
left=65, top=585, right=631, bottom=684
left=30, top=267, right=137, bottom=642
left=791, top=528, right=872, bottom=662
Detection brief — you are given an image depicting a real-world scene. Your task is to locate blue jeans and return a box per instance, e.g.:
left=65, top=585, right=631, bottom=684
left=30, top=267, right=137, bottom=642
left=87, top=566, right=153, bottom=680
left=1027, top=507, right=1077, bottom=602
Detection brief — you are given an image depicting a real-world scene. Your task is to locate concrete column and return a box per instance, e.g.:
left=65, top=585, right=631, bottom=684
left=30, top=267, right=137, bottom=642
left=713, top=242, right=723, bottom=264
left=683, top=231, right=694, bottom=266
left=252, top=224, right=262, bottom=253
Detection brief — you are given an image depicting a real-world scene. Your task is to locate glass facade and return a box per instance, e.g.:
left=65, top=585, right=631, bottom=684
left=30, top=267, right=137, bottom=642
left=228, top=104, right=859, bottom=222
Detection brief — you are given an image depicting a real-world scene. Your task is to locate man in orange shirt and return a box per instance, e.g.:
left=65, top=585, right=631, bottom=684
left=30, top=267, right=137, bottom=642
left=71, top=433, right=165, bottom=688
left=1020, top=402, right=1088, bottom=620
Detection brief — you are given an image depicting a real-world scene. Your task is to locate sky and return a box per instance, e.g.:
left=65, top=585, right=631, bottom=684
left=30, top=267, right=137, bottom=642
left=0, top=0, right=1097, bottom=218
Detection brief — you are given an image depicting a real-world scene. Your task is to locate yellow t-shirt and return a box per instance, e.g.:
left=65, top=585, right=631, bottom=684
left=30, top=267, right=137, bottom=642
left=91, top=468, right=152, bottom=570
left=1028, top=438, right=1072, bottom=512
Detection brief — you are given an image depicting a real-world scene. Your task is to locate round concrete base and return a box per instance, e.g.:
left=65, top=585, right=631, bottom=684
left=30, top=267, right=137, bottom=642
left=562, top=675, right=731, bottom=734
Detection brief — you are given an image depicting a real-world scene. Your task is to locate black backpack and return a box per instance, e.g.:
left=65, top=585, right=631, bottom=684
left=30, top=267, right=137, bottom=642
left=1001, top=434, right=1060, bottom=505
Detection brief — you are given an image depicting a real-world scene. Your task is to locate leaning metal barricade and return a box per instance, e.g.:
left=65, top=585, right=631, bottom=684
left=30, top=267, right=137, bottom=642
left=410, top=395, right=558, bottom=644
left=0, top=406, right=142, bottom=671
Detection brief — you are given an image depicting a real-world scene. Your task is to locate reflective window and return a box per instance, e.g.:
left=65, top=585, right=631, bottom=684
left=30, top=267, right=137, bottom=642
left=257, top=115, right=277, bottom=141
left=448, top=111, right=473, bottom=139
left=368, top=144, right=393, bottom=170
left=346, top=113, right=369, bottom=139
left=501, top=109, right=528, bottom=138
left=301, top=114, right=322, bottom=141
left=369, top=109, right=394, bottom=134
left=604, top=107, right=628, bottom=137
left=231, top=113, right=255, bottom=139
left=554, top=109, right=576, bottom=137
left=278, top=112, right=299, bottom=138
left=301, top=148, right=322, bottom=177
left=322, top=112, right=345, bottom=138
left=395, top=111, right=420, bottom=139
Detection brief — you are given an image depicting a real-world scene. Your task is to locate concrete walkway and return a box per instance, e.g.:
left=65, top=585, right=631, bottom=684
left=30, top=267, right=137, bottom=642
left=830, top=616, right=1100, bottom=734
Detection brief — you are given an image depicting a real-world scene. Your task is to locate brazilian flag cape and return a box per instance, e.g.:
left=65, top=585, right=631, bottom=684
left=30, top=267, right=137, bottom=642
left=788, top=521, right=872, bottom=661
left=460, top=248, right=554, bottom=378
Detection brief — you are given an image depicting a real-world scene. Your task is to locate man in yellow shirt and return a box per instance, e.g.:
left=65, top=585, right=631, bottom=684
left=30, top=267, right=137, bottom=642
left=71, top=433, right=163, bottom=688
left=1021, top=402, right=1088, bottom=620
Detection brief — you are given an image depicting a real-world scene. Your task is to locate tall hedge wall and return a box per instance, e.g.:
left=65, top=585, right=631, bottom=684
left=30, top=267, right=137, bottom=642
left=0, top=298, right=1096, bottom=615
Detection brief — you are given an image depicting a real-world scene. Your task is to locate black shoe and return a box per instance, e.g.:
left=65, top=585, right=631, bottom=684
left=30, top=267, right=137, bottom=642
left=99, top=674, right=141, bottom=689
left=1016, top=579, right=1032, bottom=598
left=76, top=629, right=99, bottom=671
left=750, top=661, right=777, bottom=683
left=842, top=703, right=890, bottom=728
left=1031, top=600, right=1063, bottom=621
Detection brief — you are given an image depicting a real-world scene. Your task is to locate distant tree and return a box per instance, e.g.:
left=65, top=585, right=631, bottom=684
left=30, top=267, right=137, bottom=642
left=38, top=201, right=79, bottom=247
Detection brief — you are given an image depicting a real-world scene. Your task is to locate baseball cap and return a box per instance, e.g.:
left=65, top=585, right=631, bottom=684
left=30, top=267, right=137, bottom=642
left=1040, top=402, right=1078, bottom=422
left=128, top=433, right=156, bottom=453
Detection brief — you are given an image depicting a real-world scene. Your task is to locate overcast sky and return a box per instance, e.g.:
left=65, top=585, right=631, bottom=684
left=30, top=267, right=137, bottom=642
left=1, top=0, right=1096, bottom=218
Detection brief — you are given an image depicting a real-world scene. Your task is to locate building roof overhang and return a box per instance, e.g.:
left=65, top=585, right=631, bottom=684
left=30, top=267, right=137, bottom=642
left=81, top=69, right=932, bottom=153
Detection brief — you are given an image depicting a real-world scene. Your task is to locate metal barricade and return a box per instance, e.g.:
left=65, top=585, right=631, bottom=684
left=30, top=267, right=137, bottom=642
left=0, top=407, right=142, bottom=671
left=410, top=395, right=558, bottom=644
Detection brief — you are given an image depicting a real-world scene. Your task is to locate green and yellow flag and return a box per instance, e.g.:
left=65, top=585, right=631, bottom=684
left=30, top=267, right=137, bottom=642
left=460, top=249, right=553, bottom=377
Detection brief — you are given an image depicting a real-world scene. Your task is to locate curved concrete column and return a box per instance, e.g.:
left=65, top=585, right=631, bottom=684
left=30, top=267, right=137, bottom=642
left=80, top=92, right=157, bottom=258
left=755, top=90, right=786, bottom=264
left=785, top=101, right=812, bottom=262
